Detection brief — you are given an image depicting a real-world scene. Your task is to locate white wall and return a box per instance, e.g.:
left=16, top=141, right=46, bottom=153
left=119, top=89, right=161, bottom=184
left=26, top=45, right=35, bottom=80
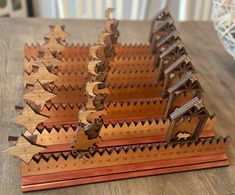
left=33, top=0, right=213, bottom=21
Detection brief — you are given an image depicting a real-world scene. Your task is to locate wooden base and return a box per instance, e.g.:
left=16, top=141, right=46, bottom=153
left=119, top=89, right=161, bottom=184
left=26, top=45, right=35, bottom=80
left=21, top=153, right=229, bottom=192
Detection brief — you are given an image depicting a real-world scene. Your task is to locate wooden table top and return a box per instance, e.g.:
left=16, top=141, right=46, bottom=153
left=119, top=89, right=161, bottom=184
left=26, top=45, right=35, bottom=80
left=0, top=18, right=235, bottom=195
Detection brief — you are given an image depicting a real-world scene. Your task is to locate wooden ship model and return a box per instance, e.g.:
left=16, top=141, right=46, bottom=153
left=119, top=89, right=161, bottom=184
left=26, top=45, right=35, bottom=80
left=3, top=8, right=231, bottom=192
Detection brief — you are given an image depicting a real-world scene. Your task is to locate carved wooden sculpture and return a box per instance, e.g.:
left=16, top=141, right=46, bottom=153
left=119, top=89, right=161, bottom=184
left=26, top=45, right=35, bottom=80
left=2, top=8, right=230, bottom=192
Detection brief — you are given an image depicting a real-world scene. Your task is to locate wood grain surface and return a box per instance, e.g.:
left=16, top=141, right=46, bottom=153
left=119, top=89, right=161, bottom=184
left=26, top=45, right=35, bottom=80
left=0, top=18, right=235, bottom=195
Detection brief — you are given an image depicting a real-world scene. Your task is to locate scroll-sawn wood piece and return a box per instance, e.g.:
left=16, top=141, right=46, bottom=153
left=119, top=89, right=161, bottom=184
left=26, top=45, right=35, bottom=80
left=3, top=135, right=46, bottom=164
left=11, top=104, right=48, bottom=134
left=43, top=36, right=65, bottom=53
left=24, top=81, right=56, bottom=109
left=24, top=61, right=58, bottom=85
left=45, top=24, right=70, bottom=41
left=167, top=97, right=210, bottom=142
left=71, top=128, right=101, bottom=151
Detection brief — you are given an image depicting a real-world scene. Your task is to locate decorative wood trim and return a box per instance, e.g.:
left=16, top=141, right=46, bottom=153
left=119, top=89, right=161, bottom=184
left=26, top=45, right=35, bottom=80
left=21, top=153, right=229, bottom=192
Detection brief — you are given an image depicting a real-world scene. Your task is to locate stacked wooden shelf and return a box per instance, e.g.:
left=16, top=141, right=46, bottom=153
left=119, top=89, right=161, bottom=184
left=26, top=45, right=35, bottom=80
left=3, top=8, right=230, bottom=192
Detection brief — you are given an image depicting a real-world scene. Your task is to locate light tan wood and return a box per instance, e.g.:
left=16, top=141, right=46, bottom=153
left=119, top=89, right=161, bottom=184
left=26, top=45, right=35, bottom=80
left=3, top=135, right=46, bottom=164
left=24, top=61, right=58, bottom=85
left=176, top=132, right=191, bottom=140
left=45, top=24, right=70, bottom=41
left=11, top=104, right=48, bottom=134
left=24, top=81, right=56, bottom=108
left=105, top=8, right=115, bottom=19
left=78, top=109, right=96, bottom=125
left=41, top=49, right=62, bottom=67
left=88, top=60, right=101, bottom=75
left=88, top=109, right=107, bottom=121
left=98, top=32, right=112, bottom=46
left=43, top=36, right=65, bottom=53
left=24, top=58, right=37, bottom=73
left=24, top=49, right=62, bottom=75
left=79, top=109, right=107, bottom=125
left=89, top=45, right=105, bottom=59
left=86, top=81, right=102, bottom=97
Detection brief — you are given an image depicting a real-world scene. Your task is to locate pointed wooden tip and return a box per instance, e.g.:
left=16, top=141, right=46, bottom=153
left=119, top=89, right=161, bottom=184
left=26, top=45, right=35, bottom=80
left=2, top=134, right=46, bottom=164
left=24, top=80, right=56, bottom=108
left=11, top=104, right=48, bottom=134
left=105, top=8, right=115, bottom=19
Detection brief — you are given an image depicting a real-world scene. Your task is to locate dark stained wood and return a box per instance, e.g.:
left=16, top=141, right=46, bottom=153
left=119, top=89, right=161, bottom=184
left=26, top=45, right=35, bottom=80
left=0, top=18, right=235, bottom=195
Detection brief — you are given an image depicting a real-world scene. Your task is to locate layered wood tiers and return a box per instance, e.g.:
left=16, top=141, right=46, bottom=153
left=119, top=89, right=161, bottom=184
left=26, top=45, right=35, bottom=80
left=4, top=8, right=230, bottom=192
left=23, top=43, right=209, bottom=145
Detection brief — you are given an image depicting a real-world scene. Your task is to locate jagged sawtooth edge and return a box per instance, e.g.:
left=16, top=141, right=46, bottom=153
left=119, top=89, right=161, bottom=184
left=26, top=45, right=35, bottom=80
left=34, top=118, right=168, bottom=134
left=45, top=81, right=161, bottom=91
left=24, top=43, right=151, bottom=50
left=24, top=67, right=88, bottom=77
left=24, top=55, right=154, bottom=75
left=41, top=98, right=165, bottom=111
left=33, top=114, right=215, bottom=134
left=24, top=45, right=153, bottom=61
left=47, top=84, right=85, bottom=91
left=25, top=64, right=156, bottom=76
left=47, top=82, right=160, bottom=92
left=29, top=136, right=231, bottom=163
left=107, top=82, right=161, bottom=89
left=59, top=53, right=153, bottom=61
left=42, top=102, right=82, bottom=111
